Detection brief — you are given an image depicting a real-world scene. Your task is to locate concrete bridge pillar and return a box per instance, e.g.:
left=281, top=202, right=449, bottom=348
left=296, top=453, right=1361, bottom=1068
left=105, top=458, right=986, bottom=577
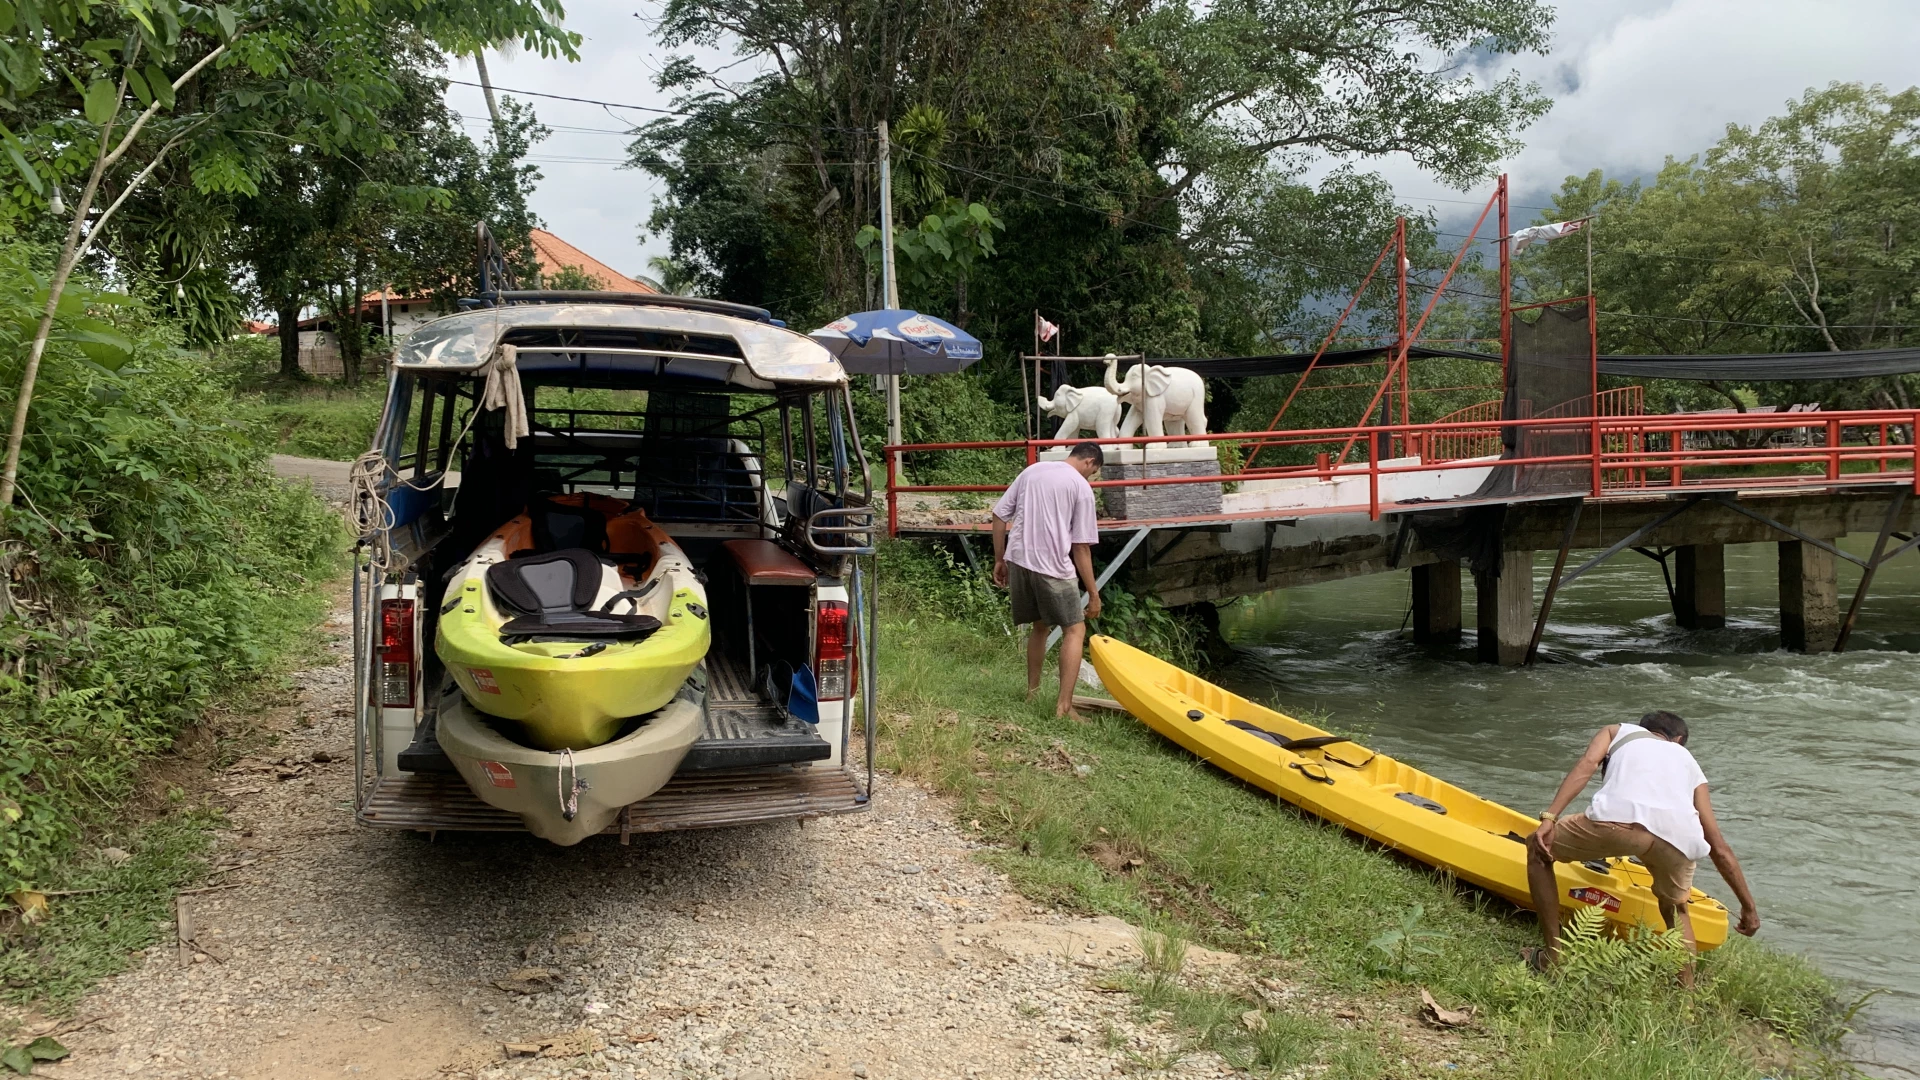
left=1475, top=550, right=1534, bottom=666
left=1412, top=560, right=1462, bottom=644
left=1778, top=541, right=1839, bottom=652
left=1674, top=544, right=1726, bottom=630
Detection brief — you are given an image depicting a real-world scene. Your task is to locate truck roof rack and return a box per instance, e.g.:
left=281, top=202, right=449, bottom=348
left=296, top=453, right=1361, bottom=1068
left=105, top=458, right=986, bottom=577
left=460, top=290, right=777, bottom=325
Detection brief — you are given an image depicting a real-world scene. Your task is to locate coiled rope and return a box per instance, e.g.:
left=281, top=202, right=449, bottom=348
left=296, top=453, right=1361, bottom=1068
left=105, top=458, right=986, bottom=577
left=350, top=344, right=526, bottom=572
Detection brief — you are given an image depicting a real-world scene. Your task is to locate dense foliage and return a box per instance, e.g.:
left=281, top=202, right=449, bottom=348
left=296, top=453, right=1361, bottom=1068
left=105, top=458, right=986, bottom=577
left=0, top=246, right=340, bottom=895
left=632, top=0, right=1554, bottom=376
left=0, top=0, right=577, bottom=387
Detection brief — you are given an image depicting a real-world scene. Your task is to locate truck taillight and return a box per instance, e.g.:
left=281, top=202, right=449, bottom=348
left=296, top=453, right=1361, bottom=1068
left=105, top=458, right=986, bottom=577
left=815, top=600, right=849, bottom=701
left=378, top=598, right=416, bottom=708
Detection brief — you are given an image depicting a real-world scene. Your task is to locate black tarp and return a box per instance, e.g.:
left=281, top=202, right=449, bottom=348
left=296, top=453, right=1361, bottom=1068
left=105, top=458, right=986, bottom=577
left=1476, top=301, right=1594, bottom=499
left=1594, top=347, right=1920, bottom=381
left=1152, top=344, right=1495, bottom=378
left=1120, top=345, right=1920, bottom=382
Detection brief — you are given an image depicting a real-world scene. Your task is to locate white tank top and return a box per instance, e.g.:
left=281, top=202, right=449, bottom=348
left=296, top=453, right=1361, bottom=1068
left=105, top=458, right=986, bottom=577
left=1585, top=723, right=1711, bottom=860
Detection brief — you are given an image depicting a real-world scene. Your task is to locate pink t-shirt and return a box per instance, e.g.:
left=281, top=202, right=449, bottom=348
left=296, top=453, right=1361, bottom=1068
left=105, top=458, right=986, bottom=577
left=993, top=460, right=1098, bottom=580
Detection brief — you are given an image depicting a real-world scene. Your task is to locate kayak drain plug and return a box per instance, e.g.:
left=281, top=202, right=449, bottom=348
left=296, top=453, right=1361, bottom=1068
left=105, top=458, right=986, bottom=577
left=1186, top=710, right=1204, bottom=722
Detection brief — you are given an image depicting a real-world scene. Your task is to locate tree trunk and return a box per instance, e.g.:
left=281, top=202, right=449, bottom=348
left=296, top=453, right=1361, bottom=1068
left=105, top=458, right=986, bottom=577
left=277, top=300, right=303, bottom=379
left=474, top=51, right=503, bottom=131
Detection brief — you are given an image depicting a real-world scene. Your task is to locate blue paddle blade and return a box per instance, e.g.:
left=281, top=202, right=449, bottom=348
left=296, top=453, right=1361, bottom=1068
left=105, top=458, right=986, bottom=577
left=788, top=665, right=820, bottom=725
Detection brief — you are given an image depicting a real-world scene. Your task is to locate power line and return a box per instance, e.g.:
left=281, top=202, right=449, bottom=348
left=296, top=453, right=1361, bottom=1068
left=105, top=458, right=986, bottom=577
left=443, top=78, right=862, bottom=135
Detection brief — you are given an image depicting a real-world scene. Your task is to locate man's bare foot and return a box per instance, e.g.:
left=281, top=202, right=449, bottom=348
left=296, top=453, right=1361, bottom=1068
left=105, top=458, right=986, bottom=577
left=1520, top=946, right=1553, bottom=974
left=1025, top=686, right=1041, bottom=702
left=1057, top=707, right=1089, bottom=724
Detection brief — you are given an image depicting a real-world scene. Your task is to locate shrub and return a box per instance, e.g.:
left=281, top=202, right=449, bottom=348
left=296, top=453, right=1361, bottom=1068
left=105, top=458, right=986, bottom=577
left=0, top=245, right=342, bottom=894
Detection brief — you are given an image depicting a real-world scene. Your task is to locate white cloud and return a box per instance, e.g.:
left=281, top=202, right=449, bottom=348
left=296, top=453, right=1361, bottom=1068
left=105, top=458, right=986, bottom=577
left=447, top=0, right=1920, bottom=279
left=1377, top=0, right=1920, bottom=227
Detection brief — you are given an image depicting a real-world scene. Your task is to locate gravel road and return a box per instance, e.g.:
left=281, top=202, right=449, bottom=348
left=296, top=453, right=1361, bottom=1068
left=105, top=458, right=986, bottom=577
left=270, top=455, right=355, bottom=504
left=42, top=600, right=1244, bottom=1080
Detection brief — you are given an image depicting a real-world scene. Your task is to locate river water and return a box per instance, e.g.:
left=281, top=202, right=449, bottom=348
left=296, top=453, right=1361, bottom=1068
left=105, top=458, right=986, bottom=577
left=1216, top=539, right=1920, bottom=1072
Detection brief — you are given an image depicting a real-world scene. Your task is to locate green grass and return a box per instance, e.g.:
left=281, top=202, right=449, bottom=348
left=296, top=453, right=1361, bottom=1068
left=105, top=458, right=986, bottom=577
left=234, top=380, right=385, bottom=460
left=0, top=814, right=216, bottom=1012
left=877, top=604, right=1854, bottom=1078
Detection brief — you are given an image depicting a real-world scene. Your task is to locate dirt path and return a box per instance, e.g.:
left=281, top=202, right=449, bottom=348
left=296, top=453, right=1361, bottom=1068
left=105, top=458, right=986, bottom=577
left=270, top=455, right=355, bottom=503
left=43, top=597, right=1241, bottom=1080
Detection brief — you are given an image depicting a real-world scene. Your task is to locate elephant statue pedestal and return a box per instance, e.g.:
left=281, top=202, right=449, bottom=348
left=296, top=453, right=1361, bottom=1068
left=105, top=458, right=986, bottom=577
left=1097, top=445, right=1223, bottom=520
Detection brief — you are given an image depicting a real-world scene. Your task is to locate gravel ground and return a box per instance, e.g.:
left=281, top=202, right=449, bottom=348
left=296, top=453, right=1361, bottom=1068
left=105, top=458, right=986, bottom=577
left=43, top=602, right=1246, bottom=1080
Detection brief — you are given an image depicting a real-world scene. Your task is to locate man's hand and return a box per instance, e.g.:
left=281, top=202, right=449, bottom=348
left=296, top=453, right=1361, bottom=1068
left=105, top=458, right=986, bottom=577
left=1532, top=818, right=1558, bottom=856
left=992, top=559, right=1008, bottom=588
left=1736, top=904, right=1761, bottom=937
left=1085, top=591, right=1102, bottom=620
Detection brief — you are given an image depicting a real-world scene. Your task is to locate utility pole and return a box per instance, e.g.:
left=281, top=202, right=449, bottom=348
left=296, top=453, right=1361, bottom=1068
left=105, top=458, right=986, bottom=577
left=878, top=119, right=902, bottom=448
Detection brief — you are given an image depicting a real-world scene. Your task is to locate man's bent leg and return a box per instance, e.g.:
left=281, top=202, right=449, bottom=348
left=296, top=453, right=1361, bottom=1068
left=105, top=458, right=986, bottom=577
left=1525, top=832, right=1563, bottom=963
left=1658, top=899, right=1698, bottom=987
left=1057, top=622, right=1087, bottom=721
left=1026, top=623, right=1050, bottom=699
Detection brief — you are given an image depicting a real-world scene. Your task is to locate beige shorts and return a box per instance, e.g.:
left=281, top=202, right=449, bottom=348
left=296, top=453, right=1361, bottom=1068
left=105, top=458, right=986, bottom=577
left=1548, top=814, right=1696, bottom=905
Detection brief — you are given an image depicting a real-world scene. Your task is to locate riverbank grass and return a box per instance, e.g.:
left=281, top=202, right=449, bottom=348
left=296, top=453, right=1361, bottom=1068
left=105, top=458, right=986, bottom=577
left=877, top=608, right=1848, bottom=1078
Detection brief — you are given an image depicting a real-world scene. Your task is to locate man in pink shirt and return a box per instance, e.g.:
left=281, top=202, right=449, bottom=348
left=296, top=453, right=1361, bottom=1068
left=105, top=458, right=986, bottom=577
left=990, top=443, right=1104, bottom=721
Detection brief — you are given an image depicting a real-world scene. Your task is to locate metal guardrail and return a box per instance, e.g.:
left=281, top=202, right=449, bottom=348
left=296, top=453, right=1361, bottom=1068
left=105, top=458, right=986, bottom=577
left=806, top=506, right=877, bottom=556
left=880, top=407, right=1920, bottom=534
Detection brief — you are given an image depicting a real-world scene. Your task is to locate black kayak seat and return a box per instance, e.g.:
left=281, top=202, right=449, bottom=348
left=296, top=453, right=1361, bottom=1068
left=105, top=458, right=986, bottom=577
left=486, top=548, right=662, bottom=640
left=1226, top=719, right=1350, bottom=753
left=1394, top=791, right=1447, bottom=815
left=530, top=496, right=611, bottom=554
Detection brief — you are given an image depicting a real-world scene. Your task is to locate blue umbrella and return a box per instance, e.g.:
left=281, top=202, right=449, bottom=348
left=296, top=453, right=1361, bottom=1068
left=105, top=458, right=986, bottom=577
left=808, top=308, right=983, bottom=375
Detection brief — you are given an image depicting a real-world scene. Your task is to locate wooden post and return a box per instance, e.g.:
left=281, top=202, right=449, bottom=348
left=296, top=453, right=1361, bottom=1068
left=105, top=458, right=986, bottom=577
left=1673, top=545, right=1726, bottom=630
left=1475, top=549, right=1533, bottom=665
left=1412, top=561, right=1462, bottom=645
left=1778, top=540, right=1838, bottom=653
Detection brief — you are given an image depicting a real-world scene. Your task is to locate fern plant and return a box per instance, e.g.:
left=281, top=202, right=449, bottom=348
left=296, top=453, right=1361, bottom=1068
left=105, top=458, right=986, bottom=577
left=1554, top=905, right=1692, bottom=994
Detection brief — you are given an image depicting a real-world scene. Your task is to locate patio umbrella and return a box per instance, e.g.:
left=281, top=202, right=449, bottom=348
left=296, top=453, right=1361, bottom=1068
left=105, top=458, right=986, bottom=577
left=808, top=309, right=983, bottom=375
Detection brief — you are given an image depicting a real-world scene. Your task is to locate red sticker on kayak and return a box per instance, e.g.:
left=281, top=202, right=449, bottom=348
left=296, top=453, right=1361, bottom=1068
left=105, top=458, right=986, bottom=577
left=1568, top=886, right=1621, bottom=913
left=480, top=761, right=515, bottom=788
left=470, top=668, right=501, bottom=694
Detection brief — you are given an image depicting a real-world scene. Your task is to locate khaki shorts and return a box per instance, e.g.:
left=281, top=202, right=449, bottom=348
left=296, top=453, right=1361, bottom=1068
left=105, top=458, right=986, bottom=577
left=1008, top=563, right=1083, bottom=628
left=1548, top=814, right=1696, bottom=905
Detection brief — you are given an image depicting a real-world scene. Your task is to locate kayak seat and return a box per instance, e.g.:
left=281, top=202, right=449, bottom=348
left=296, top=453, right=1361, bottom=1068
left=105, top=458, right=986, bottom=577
left=487, top=548, right=663, bottom=640
left=1393, top=791, right=1447, bottom=815
left=530, top=496, right=611, bottom=554
left=1226, top=719, right=1350, bottom=753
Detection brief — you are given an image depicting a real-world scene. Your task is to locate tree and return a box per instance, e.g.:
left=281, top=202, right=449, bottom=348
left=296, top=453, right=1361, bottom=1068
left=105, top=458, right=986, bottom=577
left=632, top=0, right=1552, bottom=422
left=1516, top=83, right=1920, bottom=415
left=0, top=0, right=580, bottom=507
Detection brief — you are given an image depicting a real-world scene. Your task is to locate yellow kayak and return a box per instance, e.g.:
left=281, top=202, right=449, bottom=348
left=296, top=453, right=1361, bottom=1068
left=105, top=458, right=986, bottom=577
left=1087, top=635, right=1729, bottom=951
left=436, top=494, right=711, bottom=751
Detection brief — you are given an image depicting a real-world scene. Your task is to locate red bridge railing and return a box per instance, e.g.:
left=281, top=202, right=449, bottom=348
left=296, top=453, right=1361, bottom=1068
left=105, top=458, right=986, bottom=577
left=881, top=407, right=1920, bottom=536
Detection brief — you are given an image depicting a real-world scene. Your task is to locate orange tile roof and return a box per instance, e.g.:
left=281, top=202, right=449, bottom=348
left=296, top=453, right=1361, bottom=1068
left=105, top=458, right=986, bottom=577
left=531, top=228, right=657, bottom=294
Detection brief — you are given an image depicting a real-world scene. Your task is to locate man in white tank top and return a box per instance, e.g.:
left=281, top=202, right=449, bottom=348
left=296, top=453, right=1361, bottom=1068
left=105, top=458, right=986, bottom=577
left=1526, top=710, right=1761, bottom=976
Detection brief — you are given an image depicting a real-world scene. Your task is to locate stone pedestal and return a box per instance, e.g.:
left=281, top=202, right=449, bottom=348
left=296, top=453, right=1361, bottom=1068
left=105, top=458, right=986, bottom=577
left=1095, top=446, right=1223, bottom=520
left=1673, top=544, right=1726, bottom=630
left=1779, top=540, right=1838, bottom=652
left=1412, top=560, right=1463, bottom=644
left=1475, top=549, right=1534, bottom=665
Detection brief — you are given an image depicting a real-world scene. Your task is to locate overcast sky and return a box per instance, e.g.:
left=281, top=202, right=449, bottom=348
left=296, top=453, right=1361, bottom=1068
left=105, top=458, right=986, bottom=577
left=443, top=0, right=1920, bottom=284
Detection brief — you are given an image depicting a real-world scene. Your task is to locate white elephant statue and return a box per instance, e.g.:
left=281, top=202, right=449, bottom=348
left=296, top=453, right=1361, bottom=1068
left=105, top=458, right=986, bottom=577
left=1104, top=353, right=1207, bottom=446
left=1036, top=383, right=1122, bottom=441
